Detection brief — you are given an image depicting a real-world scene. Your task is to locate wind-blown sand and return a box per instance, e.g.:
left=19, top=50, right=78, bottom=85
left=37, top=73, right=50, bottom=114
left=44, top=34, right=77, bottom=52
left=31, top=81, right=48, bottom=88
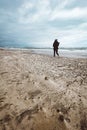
left=0, top=49, right=87, bottom=130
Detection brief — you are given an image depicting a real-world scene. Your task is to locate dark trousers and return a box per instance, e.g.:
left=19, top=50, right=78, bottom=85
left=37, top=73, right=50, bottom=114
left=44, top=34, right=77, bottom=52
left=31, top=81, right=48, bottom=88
left=54, top=48, right=59, bottom=57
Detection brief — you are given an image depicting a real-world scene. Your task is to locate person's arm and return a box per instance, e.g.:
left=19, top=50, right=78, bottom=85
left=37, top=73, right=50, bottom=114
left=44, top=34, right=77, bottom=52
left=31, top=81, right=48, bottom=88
left=58, top=42, right=60, bottom=46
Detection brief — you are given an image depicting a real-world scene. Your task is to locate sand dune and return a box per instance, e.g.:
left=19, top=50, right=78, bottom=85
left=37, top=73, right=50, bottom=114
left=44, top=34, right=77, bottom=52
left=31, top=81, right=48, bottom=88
left=0, top=49, right=87, bottom=130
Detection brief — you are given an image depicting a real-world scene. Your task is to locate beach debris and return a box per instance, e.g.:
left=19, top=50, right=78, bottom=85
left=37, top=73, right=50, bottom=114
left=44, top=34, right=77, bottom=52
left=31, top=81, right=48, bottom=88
left=44, top=76, right=48, bottom=80
left=58, top=111, right=64, bottom=122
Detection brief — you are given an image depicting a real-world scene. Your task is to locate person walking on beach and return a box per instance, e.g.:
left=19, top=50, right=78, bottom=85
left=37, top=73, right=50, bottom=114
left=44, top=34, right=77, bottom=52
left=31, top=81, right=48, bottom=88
left=53, top=39, right=60, bottom=57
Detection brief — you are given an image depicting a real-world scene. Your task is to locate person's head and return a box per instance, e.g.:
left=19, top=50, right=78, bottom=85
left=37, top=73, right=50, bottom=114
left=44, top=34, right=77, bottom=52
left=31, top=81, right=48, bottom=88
left=55, top=39, right=57, bottom=41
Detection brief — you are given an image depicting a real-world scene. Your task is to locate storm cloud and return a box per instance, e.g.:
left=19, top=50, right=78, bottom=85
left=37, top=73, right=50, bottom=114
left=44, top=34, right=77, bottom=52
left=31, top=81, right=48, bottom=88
left=0, top=0, right=87, bottom=47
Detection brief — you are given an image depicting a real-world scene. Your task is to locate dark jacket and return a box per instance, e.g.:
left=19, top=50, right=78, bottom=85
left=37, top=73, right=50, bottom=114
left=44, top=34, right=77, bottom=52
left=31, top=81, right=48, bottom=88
left=53, top=40, right=59, bottom=49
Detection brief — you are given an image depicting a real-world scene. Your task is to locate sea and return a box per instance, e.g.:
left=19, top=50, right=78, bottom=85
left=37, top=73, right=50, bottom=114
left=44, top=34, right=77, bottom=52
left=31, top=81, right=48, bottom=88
left=29, top=48, right=87, bottom=58
left=0, top=46, right=87, bottom=58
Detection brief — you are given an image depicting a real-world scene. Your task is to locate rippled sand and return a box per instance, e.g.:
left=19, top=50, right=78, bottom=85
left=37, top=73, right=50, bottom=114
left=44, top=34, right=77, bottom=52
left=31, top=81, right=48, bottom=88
left=0, top=49, right=87, bottom=130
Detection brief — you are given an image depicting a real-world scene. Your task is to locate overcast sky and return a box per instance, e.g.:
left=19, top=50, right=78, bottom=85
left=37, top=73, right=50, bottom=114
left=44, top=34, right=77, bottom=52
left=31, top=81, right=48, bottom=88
left=0, top=0, right=87, bottom=48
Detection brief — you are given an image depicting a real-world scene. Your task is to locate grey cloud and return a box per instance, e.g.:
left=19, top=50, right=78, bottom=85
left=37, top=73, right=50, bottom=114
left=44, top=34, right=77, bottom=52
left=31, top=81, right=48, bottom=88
left=0, top=0, right=24, bottom=11
left=0, top=0, right=87, bottom=48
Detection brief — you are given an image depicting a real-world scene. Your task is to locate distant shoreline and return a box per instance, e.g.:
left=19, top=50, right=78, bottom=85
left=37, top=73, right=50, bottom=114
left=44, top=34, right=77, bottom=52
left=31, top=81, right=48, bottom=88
left=0, top=47, right=87, bottom=58
left=0, top=46, right=87, bottom=50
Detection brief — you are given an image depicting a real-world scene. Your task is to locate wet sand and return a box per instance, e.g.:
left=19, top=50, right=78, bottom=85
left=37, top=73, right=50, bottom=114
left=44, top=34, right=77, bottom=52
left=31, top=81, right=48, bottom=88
left=0, top=49, right=87, bottom=130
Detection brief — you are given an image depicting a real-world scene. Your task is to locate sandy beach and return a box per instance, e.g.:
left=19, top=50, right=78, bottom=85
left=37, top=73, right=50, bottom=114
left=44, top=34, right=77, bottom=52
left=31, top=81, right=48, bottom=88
left=0, top=49, right=87, bottom=130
